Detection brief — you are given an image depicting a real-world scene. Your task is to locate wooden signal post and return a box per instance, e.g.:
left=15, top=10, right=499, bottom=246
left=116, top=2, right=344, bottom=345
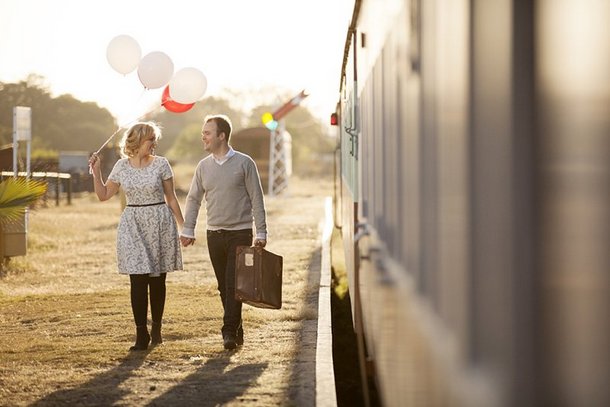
left=266, top=90, right=308, bottom=196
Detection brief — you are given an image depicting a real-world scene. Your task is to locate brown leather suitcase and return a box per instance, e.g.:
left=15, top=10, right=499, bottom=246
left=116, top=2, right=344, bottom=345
left=235, top=246, right=283, bottom=309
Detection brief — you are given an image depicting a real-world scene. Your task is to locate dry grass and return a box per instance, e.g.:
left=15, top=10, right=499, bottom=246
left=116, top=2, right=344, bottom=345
left=0, top=167, right=332, bottom=406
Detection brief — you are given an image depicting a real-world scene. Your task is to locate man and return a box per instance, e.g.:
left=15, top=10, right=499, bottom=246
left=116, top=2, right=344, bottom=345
left=180, top=114, right=267, bottom=350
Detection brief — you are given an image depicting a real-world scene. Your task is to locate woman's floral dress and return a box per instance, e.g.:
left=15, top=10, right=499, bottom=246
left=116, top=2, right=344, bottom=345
left=108, top=156, right=183, bottom=276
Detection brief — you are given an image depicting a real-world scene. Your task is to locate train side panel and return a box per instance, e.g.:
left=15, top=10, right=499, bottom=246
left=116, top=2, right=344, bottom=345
left=336, top=0, right=610, bottom=406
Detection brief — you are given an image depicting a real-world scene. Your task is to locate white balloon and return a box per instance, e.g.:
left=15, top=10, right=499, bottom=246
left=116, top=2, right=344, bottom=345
left=106, top=35, right=141, bottom=75
left=169, top=67, right=208, bottom=104
left=137, top=51, right=174, bottom=89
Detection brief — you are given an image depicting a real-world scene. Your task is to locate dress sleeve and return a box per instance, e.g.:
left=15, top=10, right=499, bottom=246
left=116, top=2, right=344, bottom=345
left=160, top=157, right=174, bottom=180
left=107, top=159, right=122, bottom=184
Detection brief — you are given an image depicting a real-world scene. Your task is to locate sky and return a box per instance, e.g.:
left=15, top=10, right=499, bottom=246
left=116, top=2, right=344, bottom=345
left=0, top=0, right=354, bottom=125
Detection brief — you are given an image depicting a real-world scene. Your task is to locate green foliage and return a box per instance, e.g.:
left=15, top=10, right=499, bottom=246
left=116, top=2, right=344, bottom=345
left=160, top=96, right=243, bottom=161
left=246, top=104, right=275, bottom=128
left=284, top=106, right=335, bottom=176
left=0, top=177, right=47, bottom=225
left=165, top=123, right=204, bottom=163
left=0, top=75, right=116, bottom=154
left=31, top=149, right=59, bottom=161
left=247, top=105, right=334, bottom=177
left=0, top=77, right=334, bottom=178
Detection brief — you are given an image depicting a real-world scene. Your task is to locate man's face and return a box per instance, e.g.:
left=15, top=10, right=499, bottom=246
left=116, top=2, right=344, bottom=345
left=201, top=120, right=222, bottom=153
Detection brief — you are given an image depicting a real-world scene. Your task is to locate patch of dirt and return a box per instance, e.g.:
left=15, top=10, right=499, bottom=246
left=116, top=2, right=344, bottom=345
left=0, top=176, right=331, bottom=406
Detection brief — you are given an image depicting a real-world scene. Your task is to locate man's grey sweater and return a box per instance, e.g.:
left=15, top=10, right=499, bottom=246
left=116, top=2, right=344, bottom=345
left=182, top=151, right=267, bottom=238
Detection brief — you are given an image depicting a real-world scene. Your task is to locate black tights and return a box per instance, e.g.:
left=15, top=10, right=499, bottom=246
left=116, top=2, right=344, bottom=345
left=129, top=273, right=166, bottom=327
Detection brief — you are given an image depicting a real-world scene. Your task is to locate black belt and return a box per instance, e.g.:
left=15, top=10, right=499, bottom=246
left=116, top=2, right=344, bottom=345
left=207, top=228, right=252, bottom=234
left=126, top=202, right=165, bottom=207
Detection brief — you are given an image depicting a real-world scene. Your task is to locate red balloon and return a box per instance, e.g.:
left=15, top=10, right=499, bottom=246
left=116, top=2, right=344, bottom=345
left=161, top=85, right=195, bottom=113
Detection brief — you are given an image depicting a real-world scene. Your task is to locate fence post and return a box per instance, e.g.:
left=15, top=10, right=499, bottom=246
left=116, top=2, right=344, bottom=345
left=66, top=175, right=72, bottom=205
left=55, top=174, right=60, bottom=206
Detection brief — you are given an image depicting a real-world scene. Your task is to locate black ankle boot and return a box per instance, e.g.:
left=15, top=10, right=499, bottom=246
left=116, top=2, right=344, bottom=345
left=130, top=325, right=150, bottom=351
left=151, top=322, right=162, bottom=345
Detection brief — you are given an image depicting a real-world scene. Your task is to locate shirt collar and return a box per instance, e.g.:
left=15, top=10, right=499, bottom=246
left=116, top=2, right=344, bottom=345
left=213, top=147, right=235, bottom=165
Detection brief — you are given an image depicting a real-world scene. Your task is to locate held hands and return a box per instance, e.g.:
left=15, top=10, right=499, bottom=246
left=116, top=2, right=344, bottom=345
left=180, top=236, right=195, bottom=247
left=180, top=236, right=264, bottom=247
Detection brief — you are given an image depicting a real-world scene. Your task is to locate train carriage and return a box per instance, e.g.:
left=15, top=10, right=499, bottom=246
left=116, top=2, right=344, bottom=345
left=334, top=1, right=610, bottom=406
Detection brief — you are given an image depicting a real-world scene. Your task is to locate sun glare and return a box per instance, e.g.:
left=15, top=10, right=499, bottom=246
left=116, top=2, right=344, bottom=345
left=0, top=0, right=355, bottom=123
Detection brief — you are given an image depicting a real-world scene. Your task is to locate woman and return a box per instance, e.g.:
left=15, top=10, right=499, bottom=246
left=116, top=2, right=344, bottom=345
left=89, top=122, right=183, bottom=351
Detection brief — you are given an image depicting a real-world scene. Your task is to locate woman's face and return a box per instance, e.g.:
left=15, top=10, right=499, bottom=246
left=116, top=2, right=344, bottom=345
left=139, top=133, right=157, bottom=155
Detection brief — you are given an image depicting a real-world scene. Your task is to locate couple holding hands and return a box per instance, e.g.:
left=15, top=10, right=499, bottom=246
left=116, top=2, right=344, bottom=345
left=89, top=114, right=267, bottom=351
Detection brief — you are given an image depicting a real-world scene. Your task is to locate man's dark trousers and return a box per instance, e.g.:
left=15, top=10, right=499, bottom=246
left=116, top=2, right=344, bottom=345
left=207, top=228, right=253, bottom=337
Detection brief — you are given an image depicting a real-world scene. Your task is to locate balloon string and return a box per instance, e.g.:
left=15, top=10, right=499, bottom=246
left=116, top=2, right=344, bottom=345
left=116, top=87, right=151, bottom=130
left=93, top=127, right=122, bottom=155
left=133, top=87, right=147, bottom=106
left=89, top=103, right=163, bottom=174
left=95, top=103, right=162, bottom=154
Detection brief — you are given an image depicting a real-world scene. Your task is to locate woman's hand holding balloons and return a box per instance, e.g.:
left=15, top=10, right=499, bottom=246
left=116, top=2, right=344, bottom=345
left=88, top=152, right=101, bottom=176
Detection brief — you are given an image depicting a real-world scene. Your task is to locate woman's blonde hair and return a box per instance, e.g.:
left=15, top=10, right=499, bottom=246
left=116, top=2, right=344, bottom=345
left=119, top=122, right=162, bottom=158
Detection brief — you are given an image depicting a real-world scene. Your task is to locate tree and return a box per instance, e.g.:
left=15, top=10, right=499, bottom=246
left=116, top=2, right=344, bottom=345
left=0, top=75, right=116, bottom=153
left=164, top=122, right=204, bottom=163
left=0, top=79, right=333, bottom=178
left=247, top=105, right=334, bottom=177
left=0, top=75, right=51, bottom=146
left=161, top=96, right=244, bottom=161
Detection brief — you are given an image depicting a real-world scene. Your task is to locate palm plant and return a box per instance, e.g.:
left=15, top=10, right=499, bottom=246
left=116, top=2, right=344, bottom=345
left=0, top=177, right=48, bottom=225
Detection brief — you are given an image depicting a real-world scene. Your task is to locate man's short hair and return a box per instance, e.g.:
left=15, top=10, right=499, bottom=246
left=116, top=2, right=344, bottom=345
left=204, top=114, right=233, bottom=142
